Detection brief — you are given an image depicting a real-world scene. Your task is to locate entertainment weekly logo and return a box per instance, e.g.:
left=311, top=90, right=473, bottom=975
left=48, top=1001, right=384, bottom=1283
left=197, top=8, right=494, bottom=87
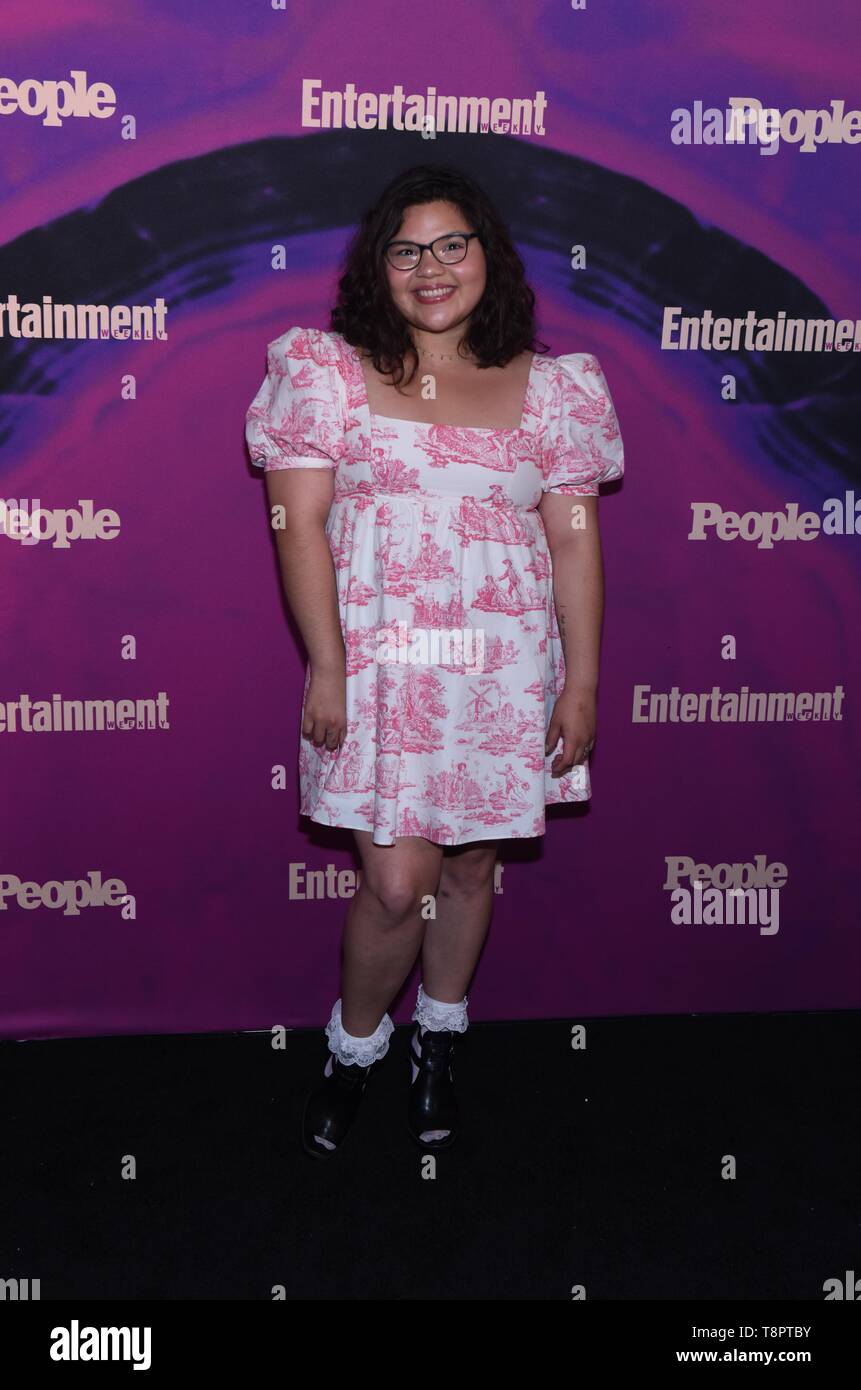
left=689, top=496, right=861, bottom=548
left=0, top=693, right=171, bottom=732
left=671, top=99, right=861, bottom=155
left=632, top=685, right=844, bottom=723
left=301, top=80, right=547, bottom=136
left=0, top=293, right=168, bottom=340
left=661, top=307, right=861, bottom=352
left=288, top=862, right=506, bottom=900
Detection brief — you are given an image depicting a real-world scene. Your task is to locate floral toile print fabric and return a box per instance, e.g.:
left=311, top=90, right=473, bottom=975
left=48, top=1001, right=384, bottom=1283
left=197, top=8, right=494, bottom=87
left=246, top=326, right=624, bottom=846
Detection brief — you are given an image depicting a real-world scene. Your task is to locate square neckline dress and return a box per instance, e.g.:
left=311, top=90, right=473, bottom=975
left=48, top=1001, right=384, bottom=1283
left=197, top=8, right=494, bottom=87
left=245, top=326, right=625, bottom=847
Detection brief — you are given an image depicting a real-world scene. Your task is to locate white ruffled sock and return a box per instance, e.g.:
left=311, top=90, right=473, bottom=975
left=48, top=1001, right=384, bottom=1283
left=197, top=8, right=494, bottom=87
left=323, top=997, right=394, bottom=1076
left=411, top=982, right=469, bottom=1045
left=409, top=985, right=469, bottom=1141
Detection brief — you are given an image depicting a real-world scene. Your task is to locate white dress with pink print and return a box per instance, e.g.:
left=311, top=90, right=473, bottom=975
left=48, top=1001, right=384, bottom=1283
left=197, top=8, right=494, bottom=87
left=245, top=326, right=624, bottom=847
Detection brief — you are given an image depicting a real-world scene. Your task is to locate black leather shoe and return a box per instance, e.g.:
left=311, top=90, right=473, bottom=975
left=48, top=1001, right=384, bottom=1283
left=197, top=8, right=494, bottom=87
left=301, top=1055, right=376, bottom=1158
left=407, top=1025, right=459, bottom=1150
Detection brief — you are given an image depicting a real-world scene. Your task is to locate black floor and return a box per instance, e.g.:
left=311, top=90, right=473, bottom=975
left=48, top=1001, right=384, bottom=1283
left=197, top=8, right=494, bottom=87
left=0, top=1010, right=857, bottom=1299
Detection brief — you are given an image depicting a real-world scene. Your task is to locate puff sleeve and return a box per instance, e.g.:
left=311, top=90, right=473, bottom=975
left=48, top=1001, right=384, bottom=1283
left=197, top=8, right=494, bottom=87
left=245, top=325, right=348, bottom=472
left=540, top=353, right=624, bottom=496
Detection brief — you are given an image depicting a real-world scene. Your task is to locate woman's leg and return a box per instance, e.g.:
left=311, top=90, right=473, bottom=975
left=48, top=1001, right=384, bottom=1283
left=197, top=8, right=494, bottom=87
left=304, top=832, right=447, bottom=1156
left=340, top=830, right=444, bottom=1036
left=420, top=840, right=498, bottom=1001
left=405, top=841, right=497, bottom=1147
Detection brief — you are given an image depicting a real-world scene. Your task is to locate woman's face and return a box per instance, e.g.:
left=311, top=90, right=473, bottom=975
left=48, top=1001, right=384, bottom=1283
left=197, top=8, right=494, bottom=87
left=383, top=199, right=487, bottom=336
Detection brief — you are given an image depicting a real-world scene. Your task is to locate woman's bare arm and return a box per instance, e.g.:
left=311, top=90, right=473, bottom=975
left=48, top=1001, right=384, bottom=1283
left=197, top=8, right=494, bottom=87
left=539, top=493, right=604, bottom=690
left=537, top=492, right=604, bottom=775
left=264, top=468, right=347, bottom=749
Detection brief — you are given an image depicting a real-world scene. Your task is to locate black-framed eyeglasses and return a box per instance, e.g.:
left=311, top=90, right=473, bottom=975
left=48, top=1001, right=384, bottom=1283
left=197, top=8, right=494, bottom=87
left=384, top=232, right=481, bottom=270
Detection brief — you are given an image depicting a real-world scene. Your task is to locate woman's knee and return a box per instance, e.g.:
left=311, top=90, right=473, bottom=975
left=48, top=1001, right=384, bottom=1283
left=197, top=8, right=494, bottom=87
left=359, top=862, right=436, bottom=921
left=354, top=832, right=442, bottom=922
left=438, top=844, right=497, bottom=897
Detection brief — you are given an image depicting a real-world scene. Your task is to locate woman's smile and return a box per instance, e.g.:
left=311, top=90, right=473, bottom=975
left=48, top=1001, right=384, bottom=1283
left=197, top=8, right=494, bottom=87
left=412, top=285, right=457, bottom=304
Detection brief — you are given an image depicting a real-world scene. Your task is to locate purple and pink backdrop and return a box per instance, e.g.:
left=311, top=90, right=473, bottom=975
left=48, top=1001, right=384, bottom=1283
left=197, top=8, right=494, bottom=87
left=1, top=0, right=859, bottom=1040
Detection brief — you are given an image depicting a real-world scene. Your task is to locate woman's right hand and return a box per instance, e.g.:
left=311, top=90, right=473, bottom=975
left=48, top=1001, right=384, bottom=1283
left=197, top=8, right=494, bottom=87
left=302, top=665, right=348, bottom=751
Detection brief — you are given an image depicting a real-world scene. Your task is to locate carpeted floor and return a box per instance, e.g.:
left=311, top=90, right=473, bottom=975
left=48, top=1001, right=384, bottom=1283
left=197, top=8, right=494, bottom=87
left=0, top=1010, right=857, bottom=1299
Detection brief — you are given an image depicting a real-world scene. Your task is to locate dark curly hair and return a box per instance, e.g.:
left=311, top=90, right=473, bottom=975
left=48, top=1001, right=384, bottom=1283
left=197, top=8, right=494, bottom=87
left=329, top=164, right=548, bottom=389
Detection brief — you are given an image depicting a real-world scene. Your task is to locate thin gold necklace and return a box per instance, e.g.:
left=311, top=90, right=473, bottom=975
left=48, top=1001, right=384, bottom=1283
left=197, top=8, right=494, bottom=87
left=417, top=347, right=476, bottom=363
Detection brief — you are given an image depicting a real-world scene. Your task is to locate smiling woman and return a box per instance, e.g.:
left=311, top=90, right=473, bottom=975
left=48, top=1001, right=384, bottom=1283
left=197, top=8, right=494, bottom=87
left=354, top=203, right=537, bottom=429
left=244, top=163, right=624, bottom=1159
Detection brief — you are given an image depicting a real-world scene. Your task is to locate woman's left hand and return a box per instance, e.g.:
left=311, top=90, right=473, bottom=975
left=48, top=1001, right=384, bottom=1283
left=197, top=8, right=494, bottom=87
left=545, top=686, right=596, bottom=778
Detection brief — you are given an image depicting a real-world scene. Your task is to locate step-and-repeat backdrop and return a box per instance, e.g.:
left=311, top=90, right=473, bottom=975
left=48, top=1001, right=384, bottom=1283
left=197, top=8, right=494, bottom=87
left=1, top=1, right=858, bottom=1040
